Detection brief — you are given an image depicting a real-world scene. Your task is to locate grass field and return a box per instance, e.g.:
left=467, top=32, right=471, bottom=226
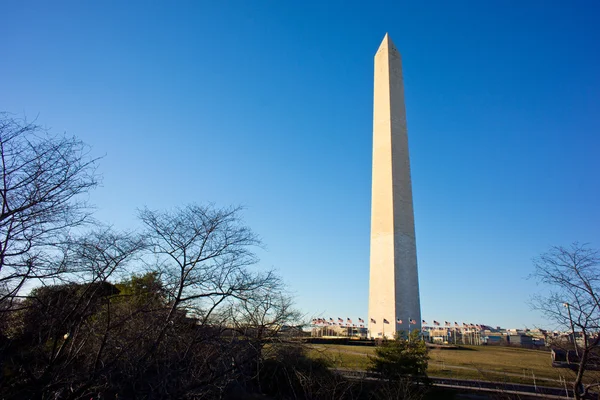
left=307, top=343, right=600, bottom=388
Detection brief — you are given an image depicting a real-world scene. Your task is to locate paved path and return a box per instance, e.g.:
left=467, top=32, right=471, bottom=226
left=335, top=369, right=577, bottom=399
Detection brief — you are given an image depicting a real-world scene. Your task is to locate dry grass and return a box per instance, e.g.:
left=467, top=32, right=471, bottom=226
left=430, top=346, right=557, bottom=379
left=306, top=345, right=371, bottom=370
left=307, top=343, right=600, bottom=388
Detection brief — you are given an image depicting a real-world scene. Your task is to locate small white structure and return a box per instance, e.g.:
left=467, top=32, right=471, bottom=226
left=368, top=34, right=421, bottom=339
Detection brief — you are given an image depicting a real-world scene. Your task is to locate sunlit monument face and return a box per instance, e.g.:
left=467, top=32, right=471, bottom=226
left=368, top=34, right=421, bottom=339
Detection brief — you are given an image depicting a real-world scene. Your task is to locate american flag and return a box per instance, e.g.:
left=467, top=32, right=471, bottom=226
left=370, top=318, right=376, bottom=324
left=338, top=317, right=343, bottom=323
left=422, top=320, right=427, bottom=325
left=347, top=318, right=352, bottom=324
left=454, top=322, right=459, bottom=327
left=397, top=318, right=402, bottom=324
left=358, top=318, right=364, bottom=323
left=383, top=319, right=390, bottom=324
left=410, top=319, right=416, bottom=324
left=445, top=321, right=450, bottom=326
left=434, top=320, right=440, bottom=326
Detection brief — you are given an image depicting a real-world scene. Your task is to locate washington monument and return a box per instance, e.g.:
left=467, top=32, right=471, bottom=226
left=368, top=34, right=421, bottom=339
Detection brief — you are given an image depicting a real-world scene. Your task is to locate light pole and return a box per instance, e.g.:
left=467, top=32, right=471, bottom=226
left=563, top=302, right=579, bottom=357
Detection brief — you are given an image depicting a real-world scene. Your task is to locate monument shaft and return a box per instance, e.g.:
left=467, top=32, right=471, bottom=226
left=368, top=34, right=421, bottom=339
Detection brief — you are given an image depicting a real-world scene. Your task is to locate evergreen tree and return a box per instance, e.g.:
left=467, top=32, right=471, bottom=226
left=369, top=330, right=429, bottom=386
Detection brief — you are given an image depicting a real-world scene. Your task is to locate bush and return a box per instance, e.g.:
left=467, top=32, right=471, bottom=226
left=369, top=331, right=429, bottom=386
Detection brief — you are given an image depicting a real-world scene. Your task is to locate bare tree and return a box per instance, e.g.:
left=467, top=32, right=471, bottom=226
left=0, top=113, right=99, bottom=306
left=231, top=285, right=300, bottom=340
left=138, top=204, right=279, bottom=345
left=532, top=243, right=600, bottom=399
left=136, top=204, right=304, bottom=397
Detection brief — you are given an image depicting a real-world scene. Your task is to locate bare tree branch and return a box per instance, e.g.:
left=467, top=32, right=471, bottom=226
left=531, top=242, right=600, bottom=400
left=0, top=113, right=100, bottom=304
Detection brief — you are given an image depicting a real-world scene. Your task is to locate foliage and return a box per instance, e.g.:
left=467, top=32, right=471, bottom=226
left=0, top=196, right=299, bottom=399
left=369, top=330, right=430, bottom=385
left=258, top=344, right=336, bottom=399
left=2, top=271, right=283, bottom=399
left=114, top=271, right=166, bottom=308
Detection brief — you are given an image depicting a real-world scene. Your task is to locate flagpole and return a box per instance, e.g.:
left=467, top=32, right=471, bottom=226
left=453, top=325, right=456, bottom=344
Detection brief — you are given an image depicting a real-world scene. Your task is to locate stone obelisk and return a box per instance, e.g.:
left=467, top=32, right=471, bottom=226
left=368, top=34, right=421, bottom=339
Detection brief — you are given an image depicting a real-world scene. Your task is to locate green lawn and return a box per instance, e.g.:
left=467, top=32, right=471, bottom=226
left=307, top=343, right=600, bottom=388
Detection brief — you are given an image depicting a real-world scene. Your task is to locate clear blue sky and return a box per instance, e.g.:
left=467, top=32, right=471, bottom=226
left=1, top=1, right=599, bottom=329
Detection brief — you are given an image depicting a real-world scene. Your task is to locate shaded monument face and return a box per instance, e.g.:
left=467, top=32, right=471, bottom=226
left=368, top=34, right=421, bottom=339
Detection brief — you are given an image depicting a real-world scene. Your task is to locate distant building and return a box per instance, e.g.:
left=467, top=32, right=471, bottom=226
left=507, top=334, right=534, bottom=346
left=279, top=325, right=308, bottom=337
left=311, top=325, right=367, bottom=339
left=484, top=335, right=504, bottom=345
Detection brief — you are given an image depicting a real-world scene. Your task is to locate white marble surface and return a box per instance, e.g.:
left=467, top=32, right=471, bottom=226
left=368, top=34, right=421, bottom=339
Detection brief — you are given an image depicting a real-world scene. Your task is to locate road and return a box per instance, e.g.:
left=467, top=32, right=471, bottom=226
left=335, top=369, right=580, bottom=399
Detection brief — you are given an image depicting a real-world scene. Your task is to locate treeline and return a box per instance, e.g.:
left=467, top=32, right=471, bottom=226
left=0, top=114, right=430, bottom=399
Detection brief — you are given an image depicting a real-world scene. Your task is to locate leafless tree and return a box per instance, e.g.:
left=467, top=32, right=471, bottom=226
left=139, top=204, right=275, bottom=321
left=230, top=277, right=299, bottom=334
left=138, top=204, right=289, bottom=388
left=532, top=243, right=600, bottom=399
left=0, top=113, right=99, bottom=306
